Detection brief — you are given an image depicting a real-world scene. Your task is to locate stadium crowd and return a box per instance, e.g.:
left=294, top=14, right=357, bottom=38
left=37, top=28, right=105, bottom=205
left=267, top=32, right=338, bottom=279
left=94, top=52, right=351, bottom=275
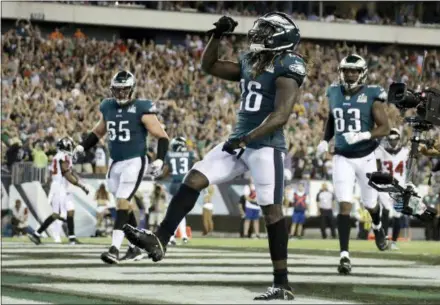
left=60, top=1, right=440, bottom=28
left=2, top=19, right=440, bottom=187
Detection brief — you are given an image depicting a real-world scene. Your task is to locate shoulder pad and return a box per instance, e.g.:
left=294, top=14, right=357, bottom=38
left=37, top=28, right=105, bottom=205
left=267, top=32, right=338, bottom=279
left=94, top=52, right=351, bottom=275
left=275, top=53, right=306, bottom=86
left=136, top=99, right=157, bottom=114
left=99, top=98, right=113, bottom=113
left=369, top=84, right=387, bottom=102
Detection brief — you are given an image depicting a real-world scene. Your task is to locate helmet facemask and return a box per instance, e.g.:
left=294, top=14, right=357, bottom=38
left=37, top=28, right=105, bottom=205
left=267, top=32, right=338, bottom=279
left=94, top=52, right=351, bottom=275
left=385, top=129, right=401, bottom=152
left=338, top=55, right=367, bottom=91
left=111, top=86, right=134, bottom=105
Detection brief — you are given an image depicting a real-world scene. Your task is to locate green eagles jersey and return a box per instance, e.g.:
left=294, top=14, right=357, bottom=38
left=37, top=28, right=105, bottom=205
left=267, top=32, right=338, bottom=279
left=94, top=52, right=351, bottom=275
left=100, top=98, right=156, bottom=162
left=165, top=151, right=195, bottom=183
left=229, top=52, right=307, bottom=152
left=327, top=84, right=387, bottom=158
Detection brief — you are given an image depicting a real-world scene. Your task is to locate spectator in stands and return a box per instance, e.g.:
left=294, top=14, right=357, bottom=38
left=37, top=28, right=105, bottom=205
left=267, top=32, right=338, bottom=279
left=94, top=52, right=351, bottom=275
left=95, top=183, right=111, bottom=237
left=31, top=141, right=48, bottom=169
left=316, top=183, right=336, bottom=239
left=290, top=183, right=308, bottom=239
left=423, top=188, right=439, bottom=240
left=11, top=199, right=29, bottom=236
left=148, top=183, right=167, bottom=231
left=202, top=185, right=214, bottom=236
left=356, top=203, right=371, bottom=240
left=242, top=179, right=260, bottom=239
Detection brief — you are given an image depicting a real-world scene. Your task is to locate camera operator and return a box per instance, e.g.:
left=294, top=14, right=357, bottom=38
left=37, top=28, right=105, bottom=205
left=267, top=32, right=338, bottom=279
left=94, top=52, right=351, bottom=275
left=419, top=137, right=440, bottom=157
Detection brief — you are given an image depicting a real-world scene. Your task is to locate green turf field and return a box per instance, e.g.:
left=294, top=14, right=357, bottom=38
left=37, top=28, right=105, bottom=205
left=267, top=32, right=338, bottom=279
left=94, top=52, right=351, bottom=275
left=2, top=237, right=440, bottom=304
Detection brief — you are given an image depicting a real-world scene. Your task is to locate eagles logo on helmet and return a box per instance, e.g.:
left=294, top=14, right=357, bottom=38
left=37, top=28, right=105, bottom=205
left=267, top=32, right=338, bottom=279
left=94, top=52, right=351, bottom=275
left=338, top=54, right=368, bottom=91
left=110, top=70, right=136, bottom=105
left=171, top=137, right=187, bottom=152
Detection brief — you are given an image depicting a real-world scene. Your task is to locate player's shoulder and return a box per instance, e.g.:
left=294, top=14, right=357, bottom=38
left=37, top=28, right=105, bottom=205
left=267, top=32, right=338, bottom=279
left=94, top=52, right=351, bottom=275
left=274, top=52, right=307, bottom=86
left=99, top=98, right=116, bottom=112
left=365, top=84, right=387, bottom=102
left=134, top=99, right=157, bottom=114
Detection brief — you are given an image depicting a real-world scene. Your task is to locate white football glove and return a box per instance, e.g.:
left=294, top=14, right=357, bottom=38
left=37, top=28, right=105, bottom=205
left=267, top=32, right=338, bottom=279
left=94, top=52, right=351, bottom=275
left=342, top=131, right=371, bottom=145
left=316, top=140, right=329, bottom=156
left=148, top=159, right=164, bottom=177
left=73, top=144, right=84, bottom=159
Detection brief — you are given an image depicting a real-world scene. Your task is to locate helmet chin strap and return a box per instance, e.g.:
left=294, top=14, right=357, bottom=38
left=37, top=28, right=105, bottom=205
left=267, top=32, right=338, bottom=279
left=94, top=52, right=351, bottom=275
left=117, top=99, right=130, bottom=105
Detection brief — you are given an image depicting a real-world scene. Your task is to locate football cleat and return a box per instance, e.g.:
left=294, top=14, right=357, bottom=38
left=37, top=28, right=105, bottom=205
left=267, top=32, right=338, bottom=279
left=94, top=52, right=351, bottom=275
left=182, top=237, right=189, bottom=244
left=123, top=224, right=166, bottom=262
left=390, top=242, right=399, bottom=250
left=101, top=246, right=119, bottom=264
left=28, top=232, right=41, bottom=245
left=373, top=227, right=390, bottom=251
left=120, top=246, right=144, bottom=262
left=338, top=257, right=352, bottom=275
left=254, top=286, right=295, bottom=301
left=69, top=238, right=82, bottom=245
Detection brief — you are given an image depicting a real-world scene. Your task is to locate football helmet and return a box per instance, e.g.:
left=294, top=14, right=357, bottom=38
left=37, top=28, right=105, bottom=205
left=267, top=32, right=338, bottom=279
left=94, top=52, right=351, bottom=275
left=110, top=70, right=136, bottom=105
left=248, top=12, right=300, bottom=53
left=56, top=137, right=75, bottom=156
left=170, top=137, right=187, bottom=152
left=385, top=128, right=401, bottom=152
left=338, top=54, right=368, bottom=90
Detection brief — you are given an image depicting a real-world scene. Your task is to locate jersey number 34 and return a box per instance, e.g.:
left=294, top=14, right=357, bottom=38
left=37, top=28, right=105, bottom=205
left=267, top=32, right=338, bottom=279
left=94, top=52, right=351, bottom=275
left=333, top=108, right=361, bottom=132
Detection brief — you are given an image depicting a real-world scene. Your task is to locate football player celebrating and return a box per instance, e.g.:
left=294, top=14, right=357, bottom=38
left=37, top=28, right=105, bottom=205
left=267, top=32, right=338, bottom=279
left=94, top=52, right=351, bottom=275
left=124, top=12, right=306, bottom=300
left=162, top=137, right=196, bottom=245
left=317, top=54, right=390, bottom=275
left=73, top=71, right=169, bottom=264
left=28, top=137, right=88, bottom=245
left=376, top=128, right=409, bottom=250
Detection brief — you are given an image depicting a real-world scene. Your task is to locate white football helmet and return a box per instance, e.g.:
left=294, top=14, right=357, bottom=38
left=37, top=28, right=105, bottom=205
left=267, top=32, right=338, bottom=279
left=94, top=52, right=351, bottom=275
left=338, top=54, right=368, bottom=90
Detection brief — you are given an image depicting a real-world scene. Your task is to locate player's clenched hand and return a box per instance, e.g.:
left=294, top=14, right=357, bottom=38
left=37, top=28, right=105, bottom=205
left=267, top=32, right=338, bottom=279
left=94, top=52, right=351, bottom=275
left=148, top=159, right=164, bottom=177
left=316, top=141, right=329, bottom=156
left=73, top=144, right=84, bottom=159
left=222, top=138, right=246, bottom=159
left=343, top=131, right=371, bottom=145
left=207, top=16, right=238, bottom=38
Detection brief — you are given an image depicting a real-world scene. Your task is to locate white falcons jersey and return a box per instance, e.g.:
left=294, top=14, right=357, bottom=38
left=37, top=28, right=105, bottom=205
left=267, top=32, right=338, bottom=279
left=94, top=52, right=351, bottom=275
left=375, top=146, right=409, bottom=185
left=51, top=151, right=72, bottom=190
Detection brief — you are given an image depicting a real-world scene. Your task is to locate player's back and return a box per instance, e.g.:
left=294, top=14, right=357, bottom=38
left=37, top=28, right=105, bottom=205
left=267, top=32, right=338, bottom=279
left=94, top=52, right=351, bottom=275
left=327, top=84, right=387, bottom=158
left=100, top=98, right=156, bottom=162
left=230, top=52, right=306, bottom=152
left=166, top=151, right=195, bottom=183
left=50, top=151, right=72, bottom=190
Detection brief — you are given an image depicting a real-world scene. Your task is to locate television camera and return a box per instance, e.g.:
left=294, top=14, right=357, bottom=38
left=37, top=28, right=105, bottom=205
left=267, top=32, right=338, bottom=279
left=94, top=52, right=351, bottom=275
left=367, top=82, right=440, bottom=222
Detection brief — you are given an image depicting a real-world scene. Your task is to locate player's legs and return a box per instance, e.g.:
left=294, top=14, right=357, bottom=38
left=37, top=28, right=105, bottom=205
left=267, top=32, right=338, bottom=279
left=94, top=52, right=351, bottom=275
left=379, top=192, right=394, bottom=237
left=178, top=217, right=188, bottom=241
left=102, top=157, right=146, bottom=264
left=354, top=152, right=389, bottom=251
left=123, top=143, right=248, bottom=262
left=332, top=154, right=356, bottom=274
left=390, top=209, right=402, bottom=249
left=65, top=195, right=79, bottom=244
left=243, top=147, right=293, bottom=300
left=29, top=192, right=66, bottom=245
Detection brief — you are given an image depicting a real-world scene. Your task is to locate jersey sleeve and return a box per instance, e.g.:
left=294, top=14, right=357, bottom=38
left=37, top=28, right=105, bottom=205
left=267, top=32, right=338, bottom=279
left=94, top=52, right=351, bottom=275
left=138, top=99, right=158, bottom=115
left=369, top=85, right=388, bottom=102
left=99, top=99, right=110, bottom=118
left=275, top=53, right=307, bottom=87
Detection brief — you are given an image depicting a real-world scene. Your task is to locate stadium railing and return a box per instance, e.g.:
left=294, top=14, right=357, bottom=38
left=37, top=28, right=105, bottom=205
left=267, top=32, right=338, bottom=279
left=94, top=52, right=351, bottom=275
left=11, top=162, right=48, bottom=185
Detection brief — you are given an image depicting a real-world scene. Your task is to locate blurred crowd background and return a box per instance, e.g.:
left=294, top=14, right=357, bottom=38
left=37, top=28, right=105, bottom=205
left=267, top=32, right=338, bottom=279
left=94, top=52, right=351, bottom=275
left=60, top=1, right=440, bottom=27
left=1, top=9, right=440, bottom=187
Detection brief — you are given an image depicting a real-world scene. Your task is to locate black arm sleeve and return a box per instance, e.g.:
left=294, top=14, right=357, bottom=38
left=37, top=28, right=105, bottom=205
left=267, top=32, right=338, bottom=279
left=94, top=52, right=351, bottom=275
left=324, top=112, right=335, bottom=142
left=156, top=137, right=169, bottom=161
left=81, top=132, right=99, bottom=151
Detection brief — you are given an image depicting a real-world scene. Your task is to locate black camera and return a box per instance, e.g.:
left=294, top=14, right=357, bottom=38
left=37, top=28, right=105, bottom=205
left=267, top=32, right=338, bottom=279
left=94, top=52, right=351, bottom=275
left=388, top=83, right=440, bottom=126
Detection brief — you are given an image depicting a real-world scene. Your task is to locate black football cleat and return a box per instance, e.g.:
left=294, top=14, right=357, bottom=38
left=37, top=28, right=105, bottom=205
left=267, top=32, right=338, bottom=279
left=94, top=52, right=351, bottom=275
left=123, top=224, right=166, bottom=262
left=69, top=238, right=82, bottom=245
left=338, top=257, right=352, bottom=275
left=373, top=227, right=390, bottom=251
left=101, top=245, right=119, bottom=264
left=28, top=232, right=41, bottom=245
left=120, top=246, right=144, bottom=262
left=254, top=286, right=295, bottom=301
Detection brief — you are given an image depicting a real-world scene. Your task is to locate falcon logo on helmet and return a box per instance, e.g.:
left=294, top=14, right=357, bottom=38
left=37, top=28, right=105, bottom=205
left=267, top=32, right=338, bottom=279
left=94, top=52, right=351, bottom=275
left=110, top=70, right=136, bottom=105
left=170, top=137, right=187, bottom=152
left=385, top=128, right=402, bottom=153
left=248, top=12, right=301, bottom=53
left=56, top=137, right=75, bottom=156
left=338, top=54, right=368, bottom=91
